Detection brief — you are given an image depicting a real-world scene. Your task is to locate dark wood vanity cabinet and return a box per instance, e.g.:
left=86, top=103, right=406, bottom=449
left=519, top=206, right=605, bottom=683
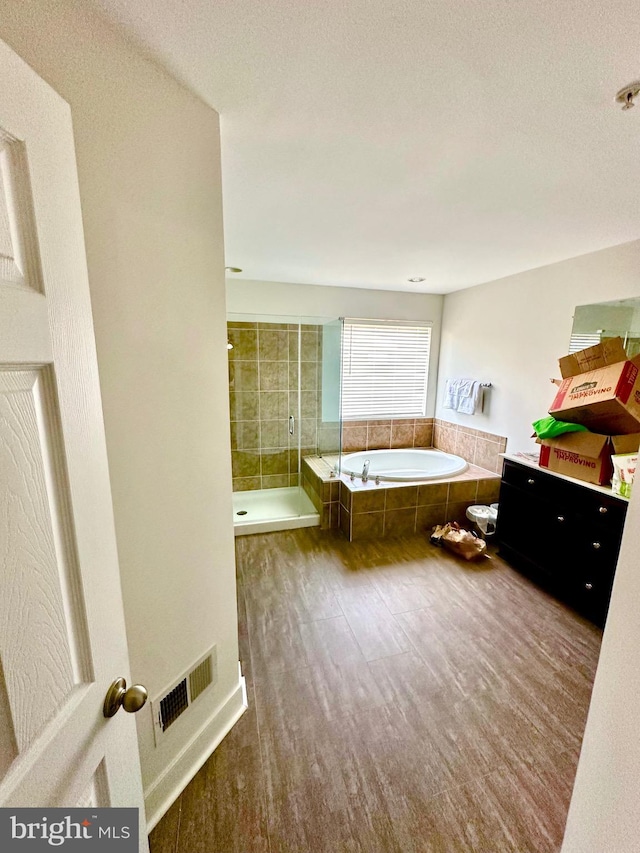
left=497, top=458, right=628, bottom=625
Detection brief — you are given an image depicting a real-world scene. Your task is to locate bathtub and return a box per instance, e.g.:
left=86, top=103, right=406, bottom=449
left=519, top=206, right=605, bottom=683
left=341, top=448, right=467, bottom=482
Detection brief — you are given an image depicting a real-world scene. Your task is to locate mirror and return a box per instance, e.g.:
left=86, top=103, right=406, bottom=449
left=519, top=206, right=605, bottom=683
left=571, top=297, right=640, bottom=357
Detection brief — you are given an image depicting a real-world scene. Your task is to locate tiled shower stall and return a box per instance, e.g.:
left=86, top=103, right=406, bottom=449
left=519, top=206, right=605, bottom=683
left=228, top=320, right=341, bottom=491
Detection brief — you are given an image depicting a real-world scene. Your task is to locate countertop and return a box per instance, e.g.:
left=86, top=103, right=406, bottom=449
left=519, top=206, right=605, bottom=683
left=502, top=452, right=628, bottom=503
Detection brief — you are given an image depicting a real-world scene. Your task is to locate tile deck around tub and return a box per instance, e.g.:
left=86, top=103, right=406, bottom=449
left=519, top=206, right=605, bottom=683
left=302, top=453, right=501, bottom=542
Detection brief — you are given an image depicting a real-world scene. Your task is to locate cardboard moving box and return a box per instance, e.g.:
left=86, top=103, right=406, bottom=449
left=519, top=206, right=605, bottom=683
left=538, top=431, right=640, bottom=486
left=558, top=337, right=628, bottom=379
left=549, top=338, right=640, bottom=434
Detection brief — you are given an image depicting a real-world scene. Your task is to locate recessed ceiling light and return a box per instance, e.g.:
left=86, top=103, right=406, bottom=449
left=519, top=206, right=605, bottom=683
left=225, top=266, right=243, bottom=273
left=408, top=277, right=425, bottom=283
left=615, top=81, right=640, bottom=111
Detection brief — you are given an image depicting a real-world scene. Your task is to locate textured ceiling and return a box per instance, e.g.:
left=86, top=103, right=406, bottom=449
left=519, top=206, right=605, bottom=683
left=90, top=0, right=640, bottom=293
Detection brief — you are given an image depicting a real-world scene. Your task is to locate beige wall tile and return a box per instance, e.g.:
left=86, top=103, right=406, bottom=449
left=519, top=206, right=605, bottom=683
left=385, top=485, right=419, bottom=509
left=227, top=327, right=258, bottom=360
left=232, top=476, right=261, bottom=492
left=260, top=419, right=289, bottom=448
left=259, top=362, right=288, bottom=391
left=340, top=505, right=351, bottom=539
left=300, top=390, right=318, bottom=417
left=455, top=430, right=477, bottom=461
left=339, top=483, right=353, bottom=513
left=367, top=424, right=391, bottom=449
left=449, top=480, right=478, bottom=502
left=391, top=422, right=414, bottom=448
left=261, top=450, right=289, bottom=475
left=231, top=449, right=261, bottom=478
left=446, top=500, right=475, bottom=525
left=231, top=420, right=260, bottom=450
left=229, top=391, right=259, bottom=421
left=383, top=508, right=417, bottom=538
left=342, top=427, right=367, bottom=452
left=228, top=321, right=257, bottom=330
left=416, top=504, right=448, bottom=532
left=351, top=511, right=384, bottom=540
left=352, top=488, right=386, bottom=513
left=417, top=483, right=449, bottom=505
left=262, top=474, right=289, bottom=488
left=434, top=423, right=457, bottom=453
left=474, top=438, right=502, bottom=474
left=300, top=361, right=318, bottom=390
left=259, top=391, right=288, bottom=420
left=477, top=478, right=502, bottom=503
left=258, top=329, right=289, bottom=360
left=301, top=330, right=319, bottom=361
left=414, top=423, right=433, bottom=447
left=288, top=330, right=299, bottom=361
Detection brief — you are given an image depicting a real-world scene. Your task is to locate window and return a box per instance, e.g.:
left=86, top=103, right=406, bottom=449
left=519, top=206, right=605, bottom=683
left=568, top=332, right=601, bottom=354
left=341, top=319, right=431, bottom=420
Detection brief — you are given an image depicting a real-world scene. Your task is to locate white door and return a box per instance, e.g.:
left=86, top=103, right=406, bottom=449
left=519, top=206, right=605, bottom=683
left=0, top=36, right=148, bottom=848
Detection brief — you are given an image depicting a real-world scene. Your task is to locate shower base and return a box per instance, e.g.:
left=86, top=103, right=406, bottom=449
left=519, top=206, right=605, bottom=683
left=232, top=486, right=320, bottom=536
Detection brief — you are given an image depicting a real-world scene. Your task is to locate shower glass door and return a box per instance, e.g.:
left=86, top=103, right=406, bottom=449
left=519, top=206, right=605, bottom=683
left=227, top=313, right=341, bottom=528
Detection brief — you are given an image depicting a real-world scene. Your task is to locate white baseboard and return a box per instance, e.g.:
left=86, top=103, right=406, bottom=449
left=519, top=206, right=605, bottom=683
left=144, top=664, right=247, bottom=832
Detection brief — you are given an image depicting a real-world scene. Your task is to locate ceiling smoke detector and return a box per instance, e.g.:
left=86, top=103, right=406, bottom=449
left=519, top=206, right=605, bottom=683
left=408, top=277, right=425, bottom=283
left=615, top=82, right=640, bottom=111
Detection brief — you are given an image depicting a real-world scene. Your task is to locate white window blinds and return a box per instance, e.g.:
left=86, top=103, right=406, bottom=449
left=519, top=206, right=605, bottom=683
left=568, top=332, right=601, bottom=354
left=341, top=319, right=431, bottom=420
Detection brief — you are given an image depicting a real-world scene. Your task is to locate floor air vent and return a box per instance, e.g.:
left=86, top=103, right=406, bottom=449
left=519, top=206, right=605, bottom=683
left=151, top=646, right=217, bottom=744
left=159, top=680, right=188, bottom=732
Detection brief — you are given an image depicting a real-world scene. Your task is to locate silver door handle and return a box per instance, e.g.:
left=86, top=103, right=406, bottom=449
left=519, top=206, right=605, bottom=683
left=103, top=678, right=148, bottom=717
left=289, top=415, right=295, bottom=435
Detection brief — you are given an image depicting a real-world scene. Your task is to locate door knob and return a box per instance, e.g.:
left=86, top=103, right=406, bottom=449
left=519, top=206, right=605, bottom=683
left=103, top=677, right=148, bottom=718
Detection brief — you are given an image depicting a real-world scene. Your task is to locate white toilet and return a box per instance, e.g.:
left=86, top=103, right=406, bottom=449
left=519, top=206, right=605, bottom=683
left=466, top=503, right=498, bottom=538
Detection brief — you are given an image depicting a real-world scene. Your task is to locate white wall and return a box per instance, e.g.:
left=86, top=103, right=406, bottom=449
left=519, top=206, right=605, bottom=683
left=561, top=478, right=640, bottom=852
left=0, top=0, right=241, bottom=828
left=437, top=240, right=640, bottom=450
left=227, top=279, right=444, bottom=416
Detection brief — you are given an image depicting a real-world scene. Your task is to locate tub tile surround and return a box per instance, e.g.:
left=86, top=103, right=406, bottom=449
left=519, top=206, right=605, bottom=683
left=340, top=417, right=506, bottom=475
left=302, top=455, right=501, bottom=541
left=433, top=419, right=507, bottom=475
left=302, top=418, right=506, bottom=540
left=339, top=463, right=501, bottom=542
left=342, top=418, right=434, bottom=453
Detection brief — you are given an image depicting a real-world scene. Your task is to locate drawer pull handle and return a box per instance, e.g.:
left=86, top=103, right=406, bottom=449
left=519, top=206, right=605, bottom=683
left=592, top=542, right=601, bottom=550
left=599, top=506, right=608, bottom=515
left=527, top=478, right=535, bottom=485
left=557, top=516, right=565, bottom=523
left=585, top=582, right=593, bottom=591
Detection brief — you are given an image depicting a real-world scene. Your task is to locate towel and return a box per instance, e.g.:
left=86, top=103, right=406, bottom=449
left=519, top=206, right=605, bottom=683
left=444, top=379, right=482, bottom=414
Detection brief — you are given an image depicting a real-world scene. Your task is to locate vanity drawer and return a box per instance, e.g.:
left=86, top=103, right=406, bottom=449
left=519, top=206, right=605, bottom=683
left=501, top=459, right=555, bottom=495
left=498, top=457, right=628, bottom=626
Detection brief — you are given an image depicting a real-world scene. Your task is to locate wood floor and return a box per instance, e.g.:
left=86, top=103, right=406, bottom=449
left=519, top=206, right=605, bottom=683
left=149, top=528, right=602, bottom=853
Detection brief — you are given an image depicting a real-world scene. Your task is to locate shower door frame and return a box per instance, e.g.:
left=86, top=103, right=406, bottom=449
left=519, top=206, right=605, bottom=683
left=228, top=312, right=341, bottom=523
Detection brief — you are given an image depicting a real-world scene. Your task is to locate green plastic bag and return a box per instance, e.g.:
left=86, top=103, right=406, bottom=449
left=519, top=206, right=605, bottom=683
left=532, top=416, right=589, bottom=440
